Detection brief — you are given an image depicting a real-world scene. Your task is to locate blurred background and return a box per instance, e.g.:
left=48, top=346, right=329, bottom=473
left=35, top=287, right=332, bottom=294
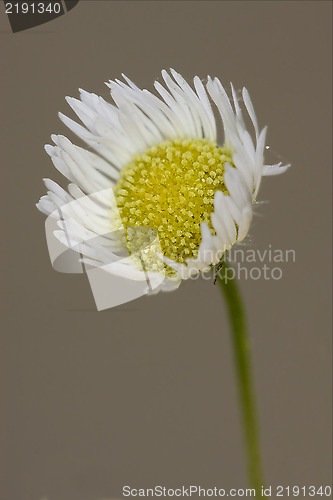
left=1, top=1, right=332, bottom=499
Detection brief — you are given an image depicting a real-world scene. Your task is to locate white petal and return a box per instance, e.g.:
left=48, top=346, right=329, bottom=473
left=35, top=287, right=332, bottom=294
left=263, top=162, right=291, bottom=176
left=242, top=87, right=259, bottom=140
left=237, top=206, right=253, bottom=241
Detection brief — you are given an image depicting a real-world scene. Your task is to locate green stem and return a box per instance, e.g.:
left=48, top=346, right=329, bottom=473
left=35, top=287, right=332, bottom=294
left=217, top=262, right=265, bottom=496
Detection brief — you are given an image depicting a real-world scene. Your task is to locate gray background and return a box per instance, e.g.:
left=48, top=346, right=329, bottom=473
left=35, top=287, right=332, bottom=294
left=1, top=1, right=332, bottom=499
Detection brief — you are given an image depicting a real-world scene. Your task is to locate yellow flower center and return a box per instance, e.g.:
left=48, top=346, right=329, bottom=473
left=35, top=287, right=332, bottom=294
left=114, top=138, right=232, bottom=264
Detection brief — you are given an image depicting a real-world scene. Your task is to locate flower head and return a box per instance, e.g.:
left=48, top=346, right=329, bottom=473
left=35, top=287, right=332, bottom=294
left=37, top=69, right=289, bottom=292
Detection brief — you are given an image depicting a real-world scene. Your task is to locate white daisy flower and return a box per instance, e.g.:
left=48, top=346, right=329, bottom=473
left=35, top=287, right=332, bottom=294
left=37, top=69, right=289, bottom=294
